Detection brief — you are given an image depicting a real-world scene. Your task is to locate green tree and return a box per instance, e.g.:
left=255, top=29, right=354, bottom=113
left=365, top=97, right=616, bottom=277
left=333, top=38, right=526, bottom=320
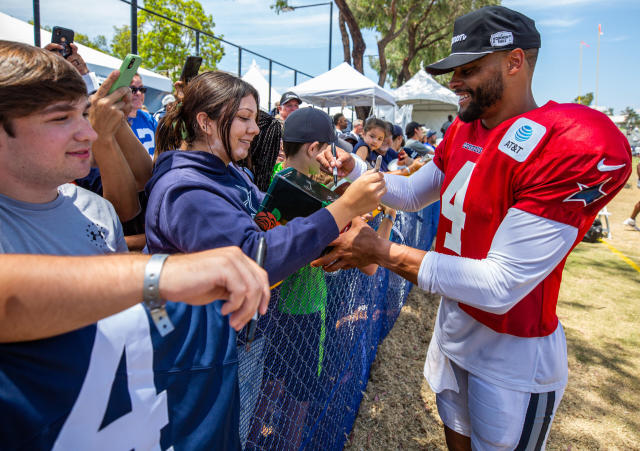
left=28, top=21, right=111, bottom=55
left=111, top=0, right=224, bottom=81
left=273, top=0, right=367, bottom=73
left=369, top=0, right=499, bottom=87
left=621, top=107, right=640, bottom=135
left=273, top=0, right=496, bottom=89
left=75, top=32, right=110, bottom=53
left=349, top=0, right=423, bottom=87
left=573, top=92, right=593, bottom=106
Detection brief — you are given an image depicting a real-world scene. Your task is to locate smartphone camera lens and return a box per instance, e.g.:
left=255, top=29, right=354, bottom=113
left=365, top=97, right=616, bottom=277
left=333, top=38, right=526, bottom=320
left=127, top=60, right=135, bottom=70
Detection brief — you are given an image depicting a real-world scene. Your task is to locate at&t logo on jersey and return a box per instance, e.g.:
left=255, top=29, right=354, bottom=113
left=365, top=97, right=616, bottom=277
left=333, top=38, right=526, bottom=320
left=514, top=125, right=533, bottom=142
left=498, top=118, right=547, bottom=162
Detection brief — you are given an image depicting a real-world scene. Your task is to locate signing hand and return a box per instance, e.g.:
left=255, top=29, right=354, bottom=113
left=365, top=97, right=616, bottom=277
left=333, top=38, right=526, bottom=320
left=317, top=144, right=355, bottom=178
left=340, top=169, right=387, bottom=217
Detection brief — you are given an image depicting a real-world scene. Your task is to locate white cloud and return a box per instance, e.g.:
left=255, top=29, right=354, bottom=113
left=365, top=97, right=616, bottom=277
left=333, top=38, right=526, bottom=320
left=605, top=35, right=629, bottom=43
left=537, top=18, right=582, bottom=28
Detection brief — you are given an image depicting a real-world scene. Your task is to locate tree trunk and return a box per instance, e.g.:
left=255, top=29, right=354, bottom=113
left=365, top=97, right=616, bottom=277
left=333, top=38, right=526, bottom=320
left=334, top=0, right=365, bottom=73
left=355, top=106, right=371, bottom=120
left=338, top=11, right=351, bottom=65
left=376, top=0, right=416, bottom=87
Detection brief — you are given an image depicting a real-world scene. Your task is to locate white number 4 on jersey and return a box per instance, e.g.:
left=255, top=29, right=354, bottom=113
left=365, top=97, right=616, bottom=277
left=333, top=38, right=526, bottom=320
left=441, top=161, right=475, bottom=255
left=53, top=305, right=169, bottom=450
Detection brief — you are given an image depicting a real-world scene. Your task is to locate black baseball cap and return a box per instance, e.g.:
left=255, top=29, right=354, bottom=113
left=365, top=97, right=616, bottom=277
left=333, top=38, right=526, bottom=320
left=280, top=91, right=301, bottom=106
left=391, top=125, right=403, bottom=138
left=425, top=6, right=540, bottom=76
left=405, top=121, right=424, bottom=138
left=283, top=107, right=337, bottom=144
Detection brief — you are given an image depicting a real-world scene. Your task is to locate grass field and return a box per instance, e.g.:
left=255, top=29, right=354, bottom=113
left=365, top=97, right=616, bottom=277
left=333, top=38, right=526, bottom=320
left=346, top=158, right=640, bottom=450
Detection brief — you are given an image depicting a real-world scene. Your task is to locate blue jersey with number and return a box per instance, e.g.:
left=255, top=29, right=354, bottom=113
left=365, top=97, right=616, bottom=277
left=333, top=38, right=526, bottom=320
left=128, top=109, right=157, bottom=156
left=0, top=306, right=240, bottom=450
left=0, top=185, right=241, bottom=450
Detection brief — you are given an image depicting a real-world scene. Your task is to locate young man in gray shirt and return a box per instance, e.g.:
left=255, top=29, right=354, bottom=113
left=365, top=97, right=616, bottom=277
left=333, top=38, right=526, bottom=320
left=0, top=40, right=269, bottom=449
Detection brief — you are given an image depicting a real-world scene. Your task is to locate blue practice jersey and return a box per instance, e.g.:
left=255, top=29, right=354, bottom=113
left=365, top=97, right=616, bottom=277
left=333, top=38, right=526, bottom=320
left=0, top=302, right=241, bottom=450
left=128, top=109, right=158, bottom=156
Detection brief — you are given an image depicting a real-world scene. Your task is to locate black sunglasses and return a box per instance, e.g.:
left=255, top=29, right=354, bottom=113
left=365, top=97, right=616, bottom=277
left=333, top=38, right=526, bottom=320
left=130, top=86, right=147, bottom=94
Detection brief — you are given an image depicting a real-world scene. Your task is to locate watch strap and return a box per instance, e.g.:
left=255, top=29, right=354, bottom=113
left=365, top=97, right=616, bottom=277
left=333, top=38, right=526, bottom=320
left=143, top=254, right=174, bottom=336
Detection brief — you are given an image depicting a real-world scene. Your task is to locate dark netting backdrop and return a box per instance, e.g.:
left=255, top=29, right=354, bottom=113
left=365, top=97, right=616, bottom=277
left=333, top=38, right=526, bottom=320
left=237, top=202, right=440, bottom=451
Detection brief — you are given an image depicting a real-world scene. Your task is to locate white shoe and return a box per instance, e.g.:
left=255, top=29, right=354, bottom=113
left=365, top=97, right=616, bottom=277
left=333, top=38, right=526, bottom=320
left=623, top=218, right=636, bottom=227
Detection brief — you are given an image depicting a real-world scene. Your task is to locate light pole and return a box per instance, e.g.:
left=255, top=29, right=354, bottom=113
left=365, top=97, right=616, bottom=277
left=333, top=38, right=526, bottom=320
left=283, top=2, right=333, bottom=71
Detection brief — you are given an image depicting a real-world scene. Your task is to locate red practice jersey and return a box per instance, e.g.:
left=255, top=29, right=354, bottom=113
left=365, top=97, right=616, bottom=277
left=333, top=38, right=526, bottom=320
left=433, top=101, right=631, bottom=337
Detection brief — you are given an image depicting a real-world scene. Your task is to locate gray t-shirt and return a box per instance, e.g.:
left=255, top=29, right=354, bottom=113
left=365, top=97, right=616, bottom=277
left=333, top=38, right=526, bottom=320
left=405, top=139, right=432, bottom=156
left=0, top=184, right=127, bottom=255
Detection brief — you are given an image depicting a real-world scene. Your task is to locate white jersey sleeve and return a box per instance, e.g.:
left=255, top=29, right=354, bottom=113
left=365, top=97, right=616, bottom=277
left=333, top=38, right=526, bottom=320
left=419, top=208, right=578, bottom=314
left=346, top=159, right=444, bottom=212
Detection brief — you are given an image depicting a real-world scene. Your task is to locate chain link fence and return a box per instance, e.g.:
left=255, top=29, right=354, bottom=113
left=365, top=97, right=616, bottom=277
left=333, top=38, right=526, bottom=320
left=237, top=202, right=440, bottom=450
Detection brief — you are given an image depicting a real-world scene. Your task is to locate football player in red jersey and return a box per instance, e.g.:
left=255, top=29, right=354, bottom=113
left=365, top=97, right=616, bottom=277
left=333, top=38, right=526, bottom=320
left=313, top=6, right=631, bottom=450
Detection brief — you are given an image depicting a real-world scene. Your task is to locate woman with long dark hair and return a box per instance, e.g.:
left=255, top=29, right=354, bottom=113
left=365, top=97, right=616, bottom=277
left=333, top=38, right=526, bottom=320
left=145, top=71, right=385, bottom=449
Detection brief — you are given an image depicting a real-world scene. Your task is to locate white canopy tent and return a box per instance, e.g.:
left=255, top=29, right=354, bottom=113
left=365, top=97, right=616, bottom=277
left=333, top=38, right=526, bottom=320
left=0, top=12, right=172, bottom=111
left=242, top=60, right=356, bottom=122
left=242, top=59, right=281, bottom=113
left=392, top=68, right=459, bottom=136
left=288, top=62, right=396, bottom=109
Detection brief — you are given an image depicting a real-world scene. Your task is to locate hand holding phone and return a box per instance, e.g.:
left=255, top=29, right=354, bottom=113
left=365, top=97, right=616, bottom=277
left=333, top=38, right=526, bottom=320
left=51, top=26, right=74, bottom=59
left=108, top=54, right=143, bottom=95
left=180, top=56, right=203, bottom=84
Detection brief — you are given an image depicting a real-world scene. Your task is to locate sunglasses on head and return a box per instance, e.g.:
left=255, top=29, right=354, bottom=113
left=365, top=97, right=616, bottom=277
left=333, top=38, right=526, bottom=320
left=130, top=86, right=147, bottom=94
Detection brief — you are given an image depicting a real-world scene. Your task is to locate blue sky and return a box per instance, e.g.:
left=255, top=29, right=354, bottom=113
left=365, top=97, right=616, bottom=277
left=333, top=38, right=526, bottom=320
left=3, top=0, right=638, bottom=113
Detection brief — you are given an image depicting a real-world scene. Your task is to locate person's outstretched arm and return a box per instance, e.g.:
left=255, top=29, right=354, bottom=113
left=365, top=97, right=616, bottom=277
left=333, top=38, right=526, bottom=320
left=115, top=119, right=153, bottom=190
left=317, top=146, right=442, bottom=212
left=89, top=71, right=141, bottom=222
left=311, top=209, right=576, bottom=314
left=0, top=247, right=270, bottom=343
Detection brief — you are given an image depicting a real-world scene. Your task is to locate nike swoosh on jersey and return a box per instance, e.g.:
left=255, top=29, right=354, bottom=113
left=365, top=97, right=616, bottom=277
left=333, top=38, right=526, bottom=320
left=597, top=158, right=625, bottom=172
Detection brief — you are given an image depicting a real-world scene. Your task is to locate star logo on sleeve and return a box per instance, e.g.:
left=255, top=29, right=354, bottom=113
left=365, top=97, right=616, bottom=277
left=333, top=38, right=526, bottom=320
left=563, top=178, right=610, bottom=206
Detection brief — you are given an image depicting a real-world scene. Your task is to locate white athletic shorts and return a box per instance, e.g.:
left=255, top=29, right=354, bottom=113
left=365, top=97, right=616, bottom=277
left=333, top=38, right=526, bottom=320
left=435, top=361, right=565, bottom=451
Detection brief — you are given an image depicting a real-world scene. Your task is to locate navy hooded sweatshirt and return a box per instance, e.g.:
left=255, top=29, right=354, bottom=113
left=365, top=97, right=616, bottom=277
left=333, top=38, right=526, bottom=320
left=144, top=150, right=339, bottom=449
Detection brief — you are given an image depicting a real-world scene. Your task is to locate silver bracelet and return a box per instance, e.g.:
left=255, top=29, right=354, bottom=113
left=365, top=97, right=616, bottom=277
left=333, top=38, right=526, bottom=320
left=144, top=254, right=174, bottom=336
left=381, top=213, right=395, bottom=223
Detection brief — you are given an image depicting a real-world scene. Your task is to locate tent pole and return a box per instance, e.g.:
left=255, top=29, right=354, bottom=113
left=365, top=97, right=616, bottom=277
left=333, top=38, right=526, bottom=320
left=268, top=60, right=273, bottom=113
left=130, top=0, right=138, bottom=54
left=33, top=0, right=40, bottom=47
